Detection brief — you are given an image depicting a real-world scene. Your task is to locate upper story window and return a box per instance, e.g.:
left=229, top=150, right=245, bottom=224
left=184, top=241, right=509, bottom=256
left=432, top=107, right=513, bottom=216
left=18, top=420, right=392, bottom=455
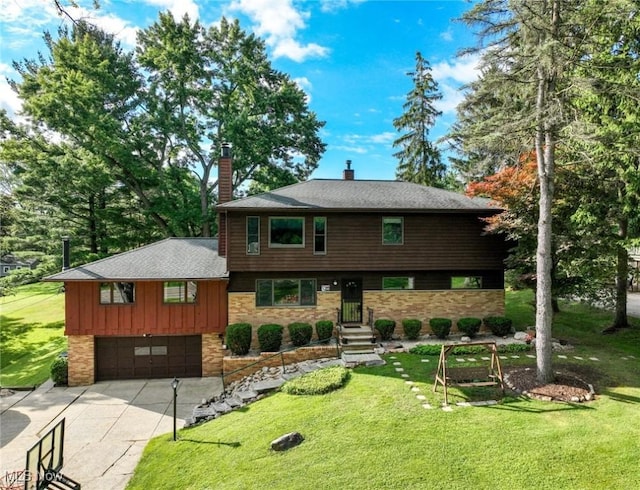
left=247, top=216, right=260, bottom=255
left=314, top=217, right=327, bottom=255
left=382, top=217, right=403, bottom=245
left=451, top=276, right=483, bottom=289
left=163, top=281, right=197, bottom=303
left=269, top=217, right=305, bottom=248
left=100, top=282, right=135, bottom=304
left=382, top=277, right=414, bottom=290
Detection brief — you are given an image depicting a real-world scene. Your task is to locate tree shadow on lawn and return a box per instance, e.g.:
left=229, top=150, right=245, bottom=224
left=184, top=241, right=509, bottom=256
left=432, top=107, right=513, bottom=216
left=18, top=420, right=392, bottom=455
left=178, top=438, right=241, bottom=447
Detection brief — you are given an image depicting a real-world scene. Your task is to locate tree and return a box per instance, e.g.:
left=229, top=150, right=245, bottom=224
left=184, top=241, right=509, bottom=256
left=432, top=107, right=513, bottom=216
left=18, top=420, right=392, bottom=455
left=392, top=52, right=446, bottom=188
left=460, top=0, right=586, bottom=383
left=8, top=14, right=325, bottom=239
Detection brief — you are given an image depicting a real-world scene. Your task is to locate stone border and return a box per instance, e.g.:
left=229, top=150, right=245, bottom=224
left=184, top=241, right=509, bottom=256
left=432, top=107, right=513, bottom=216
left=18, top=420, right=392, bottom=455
left=503, top=368, right=596, bottom=402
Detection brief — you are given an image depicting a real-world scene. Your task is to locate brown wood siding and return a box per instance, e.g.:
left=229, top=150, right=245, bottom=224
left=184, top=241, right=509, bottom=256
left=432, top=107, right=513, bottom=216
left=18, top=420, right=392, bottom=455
left=64, top=280, right=228, bottom=336
left=229, top=270, right=504, bottom=293
left=226, top=212, right=508, bottom=272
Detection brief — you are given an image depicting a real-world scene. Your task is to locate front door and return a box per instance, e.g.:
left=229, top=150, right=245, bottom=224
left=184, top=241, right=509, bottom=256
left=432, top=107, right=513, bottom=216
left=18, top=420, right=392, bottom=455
left=341, top=278, right=363, bottom=324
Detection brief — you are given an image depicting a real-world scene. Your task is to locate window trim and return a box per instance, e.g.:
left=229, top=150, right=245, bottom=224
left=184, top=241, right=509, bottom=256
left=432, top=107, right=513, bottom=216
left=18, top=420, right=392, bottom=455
left=313, top=216, right=327, bottom=255
left=382, top=277, right=415, bottom=290
left=382, top=216, right=404, bottom=245
left=268, top=216, right=305, bottom=248
left=99, top=282, right=136, bottom=304
left=247, top=216, right=260, bottom=255
left=256, top=278, right=317, bottom=307
left=163, top=281, right=198, bottom=304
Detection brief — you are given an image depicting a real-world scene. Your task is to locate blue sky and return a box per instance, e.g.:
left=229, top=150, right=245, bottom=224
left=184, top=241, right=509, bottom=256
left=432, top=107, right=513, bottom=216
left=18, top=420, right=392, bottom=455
left=1, top=0, right=480, bottom=181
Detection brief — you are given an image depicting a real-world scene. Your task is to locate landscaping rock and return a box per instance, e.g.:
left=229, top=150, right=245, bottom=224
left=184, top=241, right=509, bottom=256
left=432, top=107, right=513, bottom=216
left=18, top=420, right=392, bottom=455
left=461, top=336, right=471, bottom=342
left=271, top=432, right=304, bottom=451
left=514, top=331, right=529, bottom=341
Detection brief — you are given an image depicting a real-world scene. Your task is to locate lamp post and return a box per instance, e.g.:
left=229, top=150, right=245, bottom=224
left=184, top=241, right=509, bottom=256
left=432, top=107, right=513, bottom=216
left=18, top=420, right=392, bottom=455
left=171, top=377, right=180, bottom=441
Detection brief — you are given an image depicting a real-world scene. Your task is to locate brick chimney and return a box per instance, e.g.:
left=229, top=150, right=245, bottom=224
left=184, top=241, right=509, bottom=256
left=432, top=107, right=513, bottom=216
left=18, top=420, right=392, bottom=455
left=343, top=160, right=354, bottom=180
left=218, top=144, right=232, bottom=257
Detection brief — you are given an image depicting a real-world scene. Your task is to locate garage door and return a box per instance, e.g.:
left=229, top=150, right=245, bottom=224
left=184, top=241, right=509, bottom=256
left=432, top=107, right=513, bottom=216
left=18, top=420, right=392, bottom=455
left=95, top=335, right=202, bottom=381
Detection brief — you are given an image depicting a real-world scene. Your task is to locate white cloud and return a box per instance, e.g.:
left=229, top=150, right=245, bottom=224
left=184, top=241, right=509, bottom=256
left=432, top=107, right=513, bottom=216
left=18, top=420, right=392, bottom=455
left=143, top=0, right=199, bottom=20
left=435, top=83, right=465, bottom=115
left=368, top=132, right=395, bottom=144
left=0, top=64, right=23, bottom=118
left=440, top=28, right=453, bottom=42
left=319, top=0, right=366, bottom=13
left=228, top=0, right=329, bottom=61
left=293, top=76, right=313, bottom=102
left=431, top=54, right=481, bottom=85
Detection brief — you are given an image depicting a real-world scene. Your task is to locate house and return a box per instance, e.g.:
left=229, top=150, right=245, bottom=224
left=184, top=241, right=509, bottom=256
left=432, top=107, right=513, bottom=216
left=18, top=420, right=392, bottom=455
left=1, top=254, right=38, bottom=277
left=44, top=238, right=228, bottom=386
left=216, top=155, right=509, bottom=341
left=45, top=149, right=508, bottom=386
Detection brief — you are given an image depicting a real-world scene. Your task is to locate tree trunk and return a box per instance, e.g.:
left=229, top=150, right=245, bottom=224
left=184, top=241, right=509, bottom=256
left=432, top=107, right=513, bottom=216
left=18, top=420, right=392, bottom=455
left=613, top=216, right=629, bottom=329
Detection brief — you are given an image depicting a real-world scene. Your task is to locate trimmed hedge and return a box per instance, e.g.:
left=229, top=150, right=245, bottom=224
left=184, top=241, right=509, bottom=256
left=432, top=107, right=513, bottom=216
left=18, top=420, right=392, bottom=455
left=258, top=323, right=284, bottom=352
left=315, top=320, right=334, bottom=343
left=429, top=317, right=452, bottom=339
left=457, top=317, right=482, bottom=338
left=374, top=319, right=396, bottom=341
left=50, top=356, right=68, bottom=386
left=225, top=323, right=252, bottom=355
left=288, top=322, right=313, bottom=347
left=409, top=342, right=531, bottom=356
left=281, top=366, right=350, bottom=395
left=484, top=316, right=513, bottom=336
left=402, top=318, right=422, bottom=340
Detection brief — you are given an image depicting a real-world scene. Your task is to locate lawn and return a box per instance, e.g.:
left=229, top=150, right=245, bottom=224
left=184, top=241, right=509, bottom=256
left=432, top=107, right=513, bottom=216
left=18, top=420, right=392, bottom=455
left=127, top=290, right=640, bottom=490
left=0, top=282, right=66, bottom=387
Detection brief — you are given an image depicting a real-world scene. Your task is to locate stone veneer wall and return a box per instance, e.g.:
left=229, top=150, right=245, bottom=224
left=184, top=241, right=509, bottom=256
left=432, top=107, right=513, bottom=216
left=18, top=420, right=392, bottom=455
left=222, top=345, right=338, bottom=384
left=202, top=333, right=225, bottom=376
left=228, top=291, right=340, bottom=349
left=67, top=335, right=94, bottom=386
left=364, top=290, right=505, bottom=334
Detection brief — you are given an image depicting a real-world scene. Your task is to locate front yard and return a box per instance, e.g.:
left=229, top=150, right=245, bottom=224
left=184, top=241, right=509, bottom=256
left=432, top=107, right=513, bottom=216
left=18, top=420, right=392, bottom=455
left=127, top=291, right=640, bottom=490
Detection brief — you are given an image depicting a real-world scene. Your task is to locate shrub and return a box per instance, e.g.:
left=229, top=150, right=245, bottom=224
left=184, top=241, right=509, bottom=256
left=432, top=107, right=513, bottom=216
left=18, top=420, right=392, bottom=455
left=484, top=316, right=513, bottom=336
left=457, top=317, right=482, bottom=337
left=374, top=319, right=396, bottom=341
left=429, top=317, right=452, bottom=339
left=288, top=322, right=313, bottom=347
left=50, top=356, right=68, bottom=386
left=402, top=318, right=422, bottom=340
left=257, top=324, right=284, bottom=352
left=281, top=366, right=350, bottom=395
left=409, top=342, right=531, bottom=357
left=225, top=323, right=252, bottom=355
left=315, top=320, right=334, bottom=343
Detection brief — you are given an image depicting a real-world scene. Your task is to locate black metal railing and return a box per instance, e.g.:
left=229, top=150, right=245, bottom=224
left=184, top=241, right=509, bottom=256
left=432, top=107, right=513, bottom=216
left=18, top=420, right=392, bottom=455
left=221, top=337, right=341, bottom=391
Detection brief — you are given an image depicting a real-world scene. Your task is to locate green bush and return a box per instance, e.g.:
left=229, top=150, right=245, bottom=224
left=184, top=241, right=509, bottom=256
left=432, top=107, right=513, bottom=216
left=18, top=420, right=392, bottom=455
left=257, top=324, right=284, bottom=352
left=50, top=356, right=68, bottom=386
left=315, top=320, right=334, bottom=343
left=484, top=316, right=513, bottom=336
left=225, top=323, right=252, bottom=355
left=288, top=322, right=313, bottom=347
left=281, top=366, right=350, bottom=395
left=409, top=342, right=531, bottom=356
left=374, top=319, right=396, bottom=341
left=429, top=318, right=452, bottom=339
left=457, top=317, right=482, bottom=337
left=402, top=318, right=422, bottom=340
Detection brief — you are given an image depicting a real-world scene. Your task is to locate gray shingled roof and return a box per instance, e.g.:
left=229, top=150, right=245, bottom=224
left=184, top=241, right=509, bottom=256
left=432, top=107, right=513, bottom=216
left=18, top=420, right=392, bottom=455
left=217, top=179, right=496, bottom=212
left=44, top=238, right=227, bottom=281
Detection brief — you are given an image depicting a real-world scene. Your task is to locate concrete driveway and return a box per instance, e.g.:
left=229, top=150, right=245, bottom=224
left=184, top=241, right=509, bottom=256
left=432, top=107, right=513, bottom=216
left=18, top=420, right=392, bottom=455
left=628, top=292, right=640, bottom=318
left=1, top=377, right=222, bottom=490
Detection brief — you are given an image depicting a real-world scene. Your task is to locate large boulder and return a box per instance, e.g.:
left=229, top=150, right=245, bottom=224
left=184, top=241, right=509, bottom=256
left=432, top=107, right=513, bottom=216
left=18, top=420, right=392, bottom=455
left=271, top=432, right=304, bottom=451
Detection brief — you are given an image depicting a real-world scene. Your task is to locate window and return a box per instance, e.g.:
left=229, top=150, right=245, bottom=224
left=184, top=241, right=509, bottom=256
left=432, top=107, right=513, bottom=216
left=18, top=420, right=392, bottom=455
left=451, top=276, right=483, bottom=289
left=247, top=216, right=260, bottom=255
left=314, top=217, right=327, bottom=255
left=100, top=282, right=135, bottom=304
left=383, top=277, right=415, bottom=290
left=2, top=266, right=9, bottom=273
left=269, top=217, right=305, bottom=247
left=382, top=217, right=403, bottom=245
left=256, top=279, right=316, bottom=307
left=163, top=281, right=197, bottom=303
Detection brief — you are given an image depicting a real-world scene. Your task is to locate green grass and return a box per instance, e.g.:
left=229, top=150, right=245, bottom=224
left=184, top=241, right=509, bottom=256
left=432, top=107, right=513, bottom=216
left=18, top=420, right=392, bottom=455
left=0, top=282, right=66, bottom=387
left=127, top=289, right=640, bottom=490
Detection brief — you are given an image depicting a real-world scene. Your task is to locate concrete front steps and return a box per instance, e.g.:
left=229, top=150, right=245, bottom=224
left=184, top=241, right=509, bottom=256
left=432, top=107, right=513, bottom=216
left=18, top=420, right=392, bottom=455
left=339, top=324, right=384, bottom=367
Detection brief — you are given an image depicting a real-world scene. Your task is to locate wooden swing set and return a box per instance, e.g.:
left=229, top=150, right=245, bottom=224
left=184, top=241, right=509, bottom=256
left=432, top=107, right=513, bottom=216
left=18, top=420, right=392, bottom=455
left=433, top=341, right=504, bottom=405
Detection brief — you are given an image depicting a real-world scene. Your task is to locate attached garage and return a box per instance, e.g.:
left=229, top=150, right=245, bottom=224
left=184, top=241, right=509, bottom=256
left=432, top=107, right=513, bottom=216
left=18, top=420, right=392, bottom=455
left=95, top=335, right=202, bottom=381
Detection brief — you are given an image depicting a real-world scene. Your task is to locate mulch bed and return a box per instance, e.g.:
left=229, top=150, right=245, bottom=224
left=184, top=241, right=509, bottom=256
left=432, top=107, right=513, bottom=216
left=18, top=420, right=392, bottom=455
left=504, top=364, right=598, bottom=402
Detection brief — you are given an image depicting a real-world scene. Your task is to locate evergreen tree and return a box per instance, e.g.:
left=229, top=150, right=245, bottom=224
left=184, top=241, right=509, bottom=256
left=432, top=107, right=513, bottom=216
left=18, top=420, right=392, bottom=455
left=392, top=52, right=445, bottom=188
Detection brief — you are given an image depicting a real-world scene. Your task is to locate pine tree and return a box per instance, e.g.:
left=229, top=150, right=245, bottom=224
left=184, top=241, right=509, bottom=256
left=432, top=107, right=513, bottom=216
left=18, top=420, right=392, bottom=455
left=392, top=52, right=445, bottom=188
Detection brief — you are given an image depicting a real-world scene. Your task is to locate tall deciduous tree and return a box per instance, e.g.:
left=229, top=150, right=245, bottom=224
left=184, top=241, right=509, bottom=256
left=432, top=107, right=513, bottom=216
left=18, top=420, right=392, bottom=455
left=392, top=52, right=445, bottom=188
